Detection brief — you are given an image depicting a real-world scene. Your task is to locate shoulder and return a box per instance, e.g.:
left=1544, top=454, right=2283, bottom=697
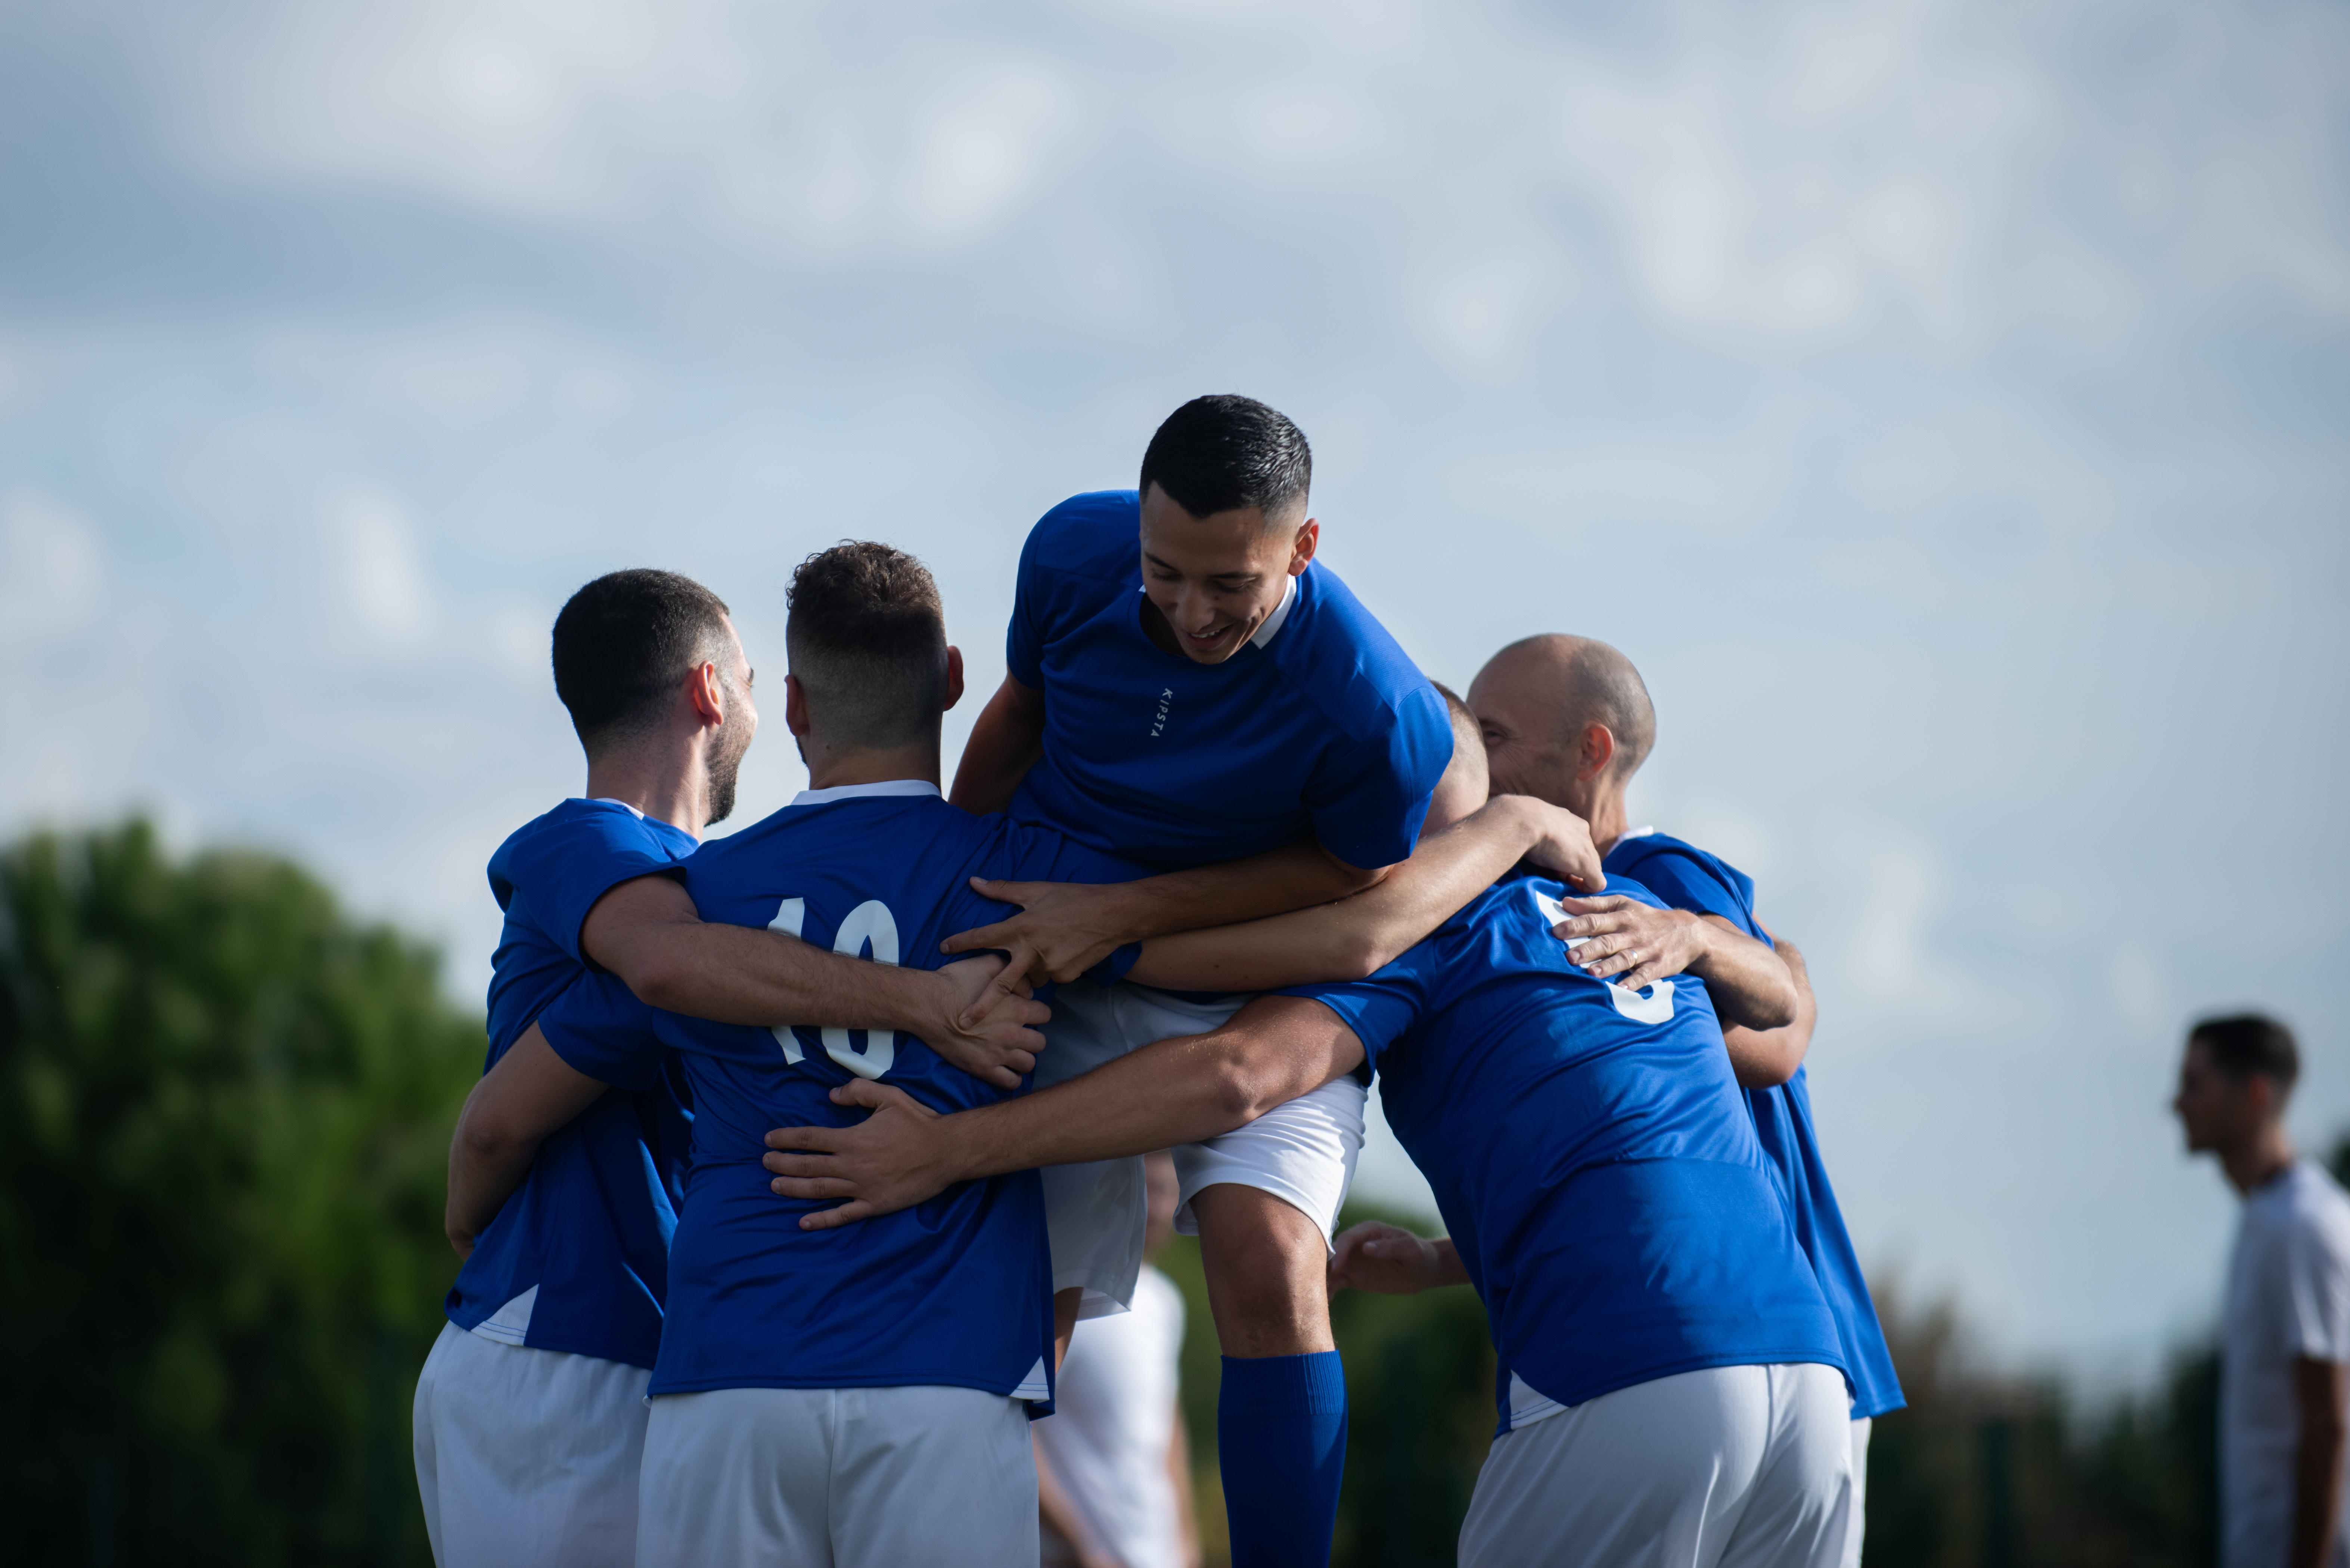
left=1606, top=834, right=1755, bottom=920
left=493, top=800, right=680, bottom=878
left=1270, top=564, right=1443, bottom=741
left=1021, top=491, right=1142, bottom=585
left=2284, top=1165, right=2350, bottom=1251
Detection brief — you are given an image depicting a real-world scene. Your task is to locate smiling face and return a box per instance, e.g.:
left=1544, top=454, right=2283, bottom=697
left=1136, top=483, right=1317, bottom=665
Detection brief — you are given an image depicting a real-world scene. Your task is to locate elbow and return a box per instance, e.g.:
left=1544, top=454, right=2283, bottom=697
left=456, top=1103, right=531, bottom=1164
left=1333, top=929, right=1397, bottom=983
left=1201, top=1050, right=1282, bottom=1133
left=620, top=947, right=692, bottom=1012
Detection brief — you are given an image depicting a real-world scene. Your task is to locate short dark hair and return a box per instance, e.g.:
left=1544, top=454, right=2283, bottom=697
left=2190, top=1013, right=2300, bottom=1096
left=787, top=542, right=949, bottom=750
left=551, top=569, right=734, bottom=756
left=1139, top=395, right=1312, bottom=523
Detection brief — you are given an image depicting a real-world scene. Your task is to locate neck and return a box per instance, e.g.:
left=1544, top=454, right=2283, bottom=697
left=804, top=738, right=941, bottom=793
left=1583, top=785, right=1632, bottom=856
left=2223, top=1124, right=2298, bottom=1197
left=585, top=740, right=710, bottom=839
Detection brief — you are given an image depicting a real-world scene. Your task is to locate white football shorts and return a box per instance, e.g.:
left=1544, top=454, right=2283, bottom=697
left=1456, top=1362, right=1854, bottom=1568
left=1839, top=1417, right=1872, bottom=1568
left=412, top=1322, right=650, bottom=1568
left=633, top=1384, right=1037, bottom=1568
left=1035, top=979, right=1366, bottom=1319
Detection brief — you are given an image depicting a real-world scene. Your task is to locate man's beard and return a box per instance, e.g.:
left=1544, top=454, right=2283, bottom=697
left=705, top=718, right=749, bottom=825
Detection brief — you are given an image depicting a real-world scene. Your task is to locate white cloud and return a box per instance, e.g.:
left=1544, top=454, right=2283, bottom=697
left=0, top=489, right=105, bottom=643
left=332, top=489, right=433, bottom=645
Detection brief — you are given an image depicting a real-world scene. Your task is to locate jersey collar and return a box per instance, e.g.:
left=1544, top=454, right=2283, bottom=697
left=1248, top=574, right=1300, bottom=650
left=787, top=779, right=943, bottom=808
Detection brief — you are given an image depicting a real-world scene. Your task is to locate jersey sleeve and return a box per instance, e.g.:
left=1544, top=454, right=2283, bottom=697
left=2279, top=1205, right=2350, bottom=1363
left=503, top=813, right=688, bottom=965
left=1277, top=939, right=1439, bottom=1071
left=1005, top=494, right=1133, bottom=691
left=963, top=823, right=1156, bottom=984
left=1304, top=683, right=1454, bottom=870
left=1613, top=848, right=1761, bottom=941
left=535, top=970, right=667, bottom=1092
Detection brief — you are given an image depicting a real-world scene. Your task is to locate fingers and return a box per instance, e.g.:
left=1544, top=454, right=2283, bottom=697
left=763, top=1150, right=845, bottom=1179
left=940, top=918, right=1019, bottom=958
left=958, top=942, right=1045, bottom=1027
left=768, top=1173, right=860, bottom=1199
left=800, top=1201, right=879, bottom=1231
left=763, top=1124, right=850, bottom=1154
left=829, top=1079, right=932, bottom=1116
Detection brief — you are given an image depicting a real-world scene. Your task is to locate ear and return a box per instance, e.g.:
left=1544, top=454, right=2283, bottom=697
left=687, top=661, right=726, bottom=729
left=1287, top=518, right=1319, bottom=575
left=783, top=672, right=812, bottom=738
left=942, top=645, right=966, bottom=712
left=1574, top=722, right=1617, bottom=784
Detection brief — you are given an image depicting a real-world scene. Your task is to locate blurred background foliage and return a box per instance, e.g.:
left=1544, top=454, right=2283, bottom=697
left=3, top=818, right=2329, bottom=1564
left=0, top=821, right=475, bottom=1566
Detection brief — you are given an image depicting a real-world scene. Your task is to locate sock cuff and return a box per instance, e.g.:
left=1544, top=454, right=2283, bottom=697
left=1220, top=1351, right=1348, bottom=1418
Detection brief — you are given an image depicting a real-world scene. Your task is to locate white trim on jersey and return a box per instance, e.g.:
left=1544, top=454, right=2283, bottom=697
left=1248, top=575, right=1299, bottom=648
left=788, top=779, right=943, bottom=809
left=470, top=1284, right=540, bottom=1346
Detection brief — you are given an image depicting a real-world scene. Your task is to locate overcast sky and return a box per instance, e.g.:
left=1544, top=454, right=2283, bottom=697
left=3, top=0, right=2344, bottom=1382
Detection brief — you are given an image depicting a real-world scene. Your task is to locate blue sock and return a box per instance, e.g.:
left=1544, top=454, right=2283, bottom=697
left=1217, top=1351, right=1348, bottom=1568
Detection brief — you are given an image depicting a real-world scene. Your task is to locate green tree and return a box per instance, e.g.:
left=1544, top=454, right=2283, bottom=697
left=0, top=820, right=481, bottom=1565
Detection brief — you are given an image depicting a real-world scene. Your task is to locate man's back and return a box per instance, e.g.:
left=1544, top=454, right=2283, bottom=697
left=2225, top=1160, right=2350, bottom=1568
left=1604, top=829, right=1905, bottom=1426
left=1006, top=489, right=1451, bottom=870
left=1293, top=870, right=1845, bottom=1429
left=543, top=781, right=1149, bottom=1401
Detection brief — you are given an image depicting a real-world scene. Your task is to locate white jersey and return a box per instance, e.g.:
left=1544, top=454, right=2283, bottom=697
left=1037, top=1265, right=1188, bottom=1568
left=2223, top=1159, right=2350, bottom=1568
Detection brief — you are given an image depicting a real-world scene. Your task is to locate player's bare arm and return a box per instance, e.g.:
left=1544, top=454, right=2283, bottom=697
left=1718, top=933, right=1816, bottom=1088
left=760, top=995, right=1364, bottom=1229
left=1118, top=794, right=1600, bottom=994
left=446, top=1023, right=610, bottom=1260
left=947, top=671, right=1047, bottom=815
left=943, top=797, right=1606, bottom=1015
left=2291, top=1356, right=2348, bottom=1568
left=1326, top=1222, right=1470, bottom=1296
left=581, top=872, right=1050, bottom=1090
left=1547, top=895, right=1797, bottom=1028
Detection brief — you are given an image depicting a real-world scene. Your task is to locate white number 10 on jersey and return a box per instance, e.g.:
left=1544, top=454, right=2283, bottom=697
left=766, top=897, right=901, bottom=1079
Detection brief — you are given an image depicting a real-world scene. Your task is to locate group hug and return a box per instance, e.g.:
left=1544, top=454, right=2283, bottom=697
left=410, top=394, right=1903, bottom=1568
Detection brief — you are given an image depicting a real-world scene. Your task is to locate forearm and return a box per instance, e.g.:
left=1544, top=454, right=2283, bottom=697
left=1129, top=795, right=1550, bottom=990
left=447, top=1081, right=555, bottom=1247
left=625, top=919, right=947, bottom=1032
left=1720, top=940, right=1815, bottom=1088
left=1429, top=1237, right=1470, bottom=1288
left=948, top=676, right=1045, bottom=815
left=2292, top=1360, right=2348, bottom=1568
left=1686, top=919, right=1798, bottom=1030
left=1090, top=839, right=1384, bottom=957
left=935, top=999, right=1356, bottom=1177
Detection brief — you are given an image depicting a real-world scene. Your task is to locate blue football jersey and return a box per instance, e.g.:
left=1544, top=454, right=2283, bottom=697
left=445, top=798, right=697, bottom=1370
left=1288, top=871, right=1846, bottom=1434
left=538, top=781, right=1150, bottom=1406
left=1604, top=831, right=1904, bottom=1421
left=1004, top=490, right=1453, bottom=872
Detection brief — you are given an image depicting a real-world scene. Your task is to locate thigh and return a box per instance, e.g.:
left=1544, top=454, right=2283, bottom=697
left=1173, top=1074, right=1367, bottom=1247
left=1716, top=1365, right=1855, bottom=1568
left=1037, top=980, right=1152, bottom=1317
left=1458, top=1365, right=1771, bottom=1568
left=831, top=1385, right=1039, bottom=1568
left=416, top=1326, right=651, bottom=1568
left=635, top=1388, right=833, bottom=1568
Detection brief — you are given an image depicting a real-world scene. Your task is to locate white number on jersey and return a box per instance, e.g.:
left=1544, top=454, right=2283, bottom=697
left=1531, top=887, right=1676, bottom=1024
left=766, top=896, right=903, bottom=1079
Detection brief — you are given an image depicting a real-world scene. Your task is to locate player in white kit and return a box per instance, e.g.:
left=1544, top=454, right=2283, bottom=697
left=2174, top=1012, right=2350, bottom=1568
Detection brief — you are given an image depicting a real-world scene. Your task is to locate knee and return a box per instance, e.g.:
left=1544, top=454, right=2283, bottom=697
left=1193, top=1186, right=1334, bottom=1355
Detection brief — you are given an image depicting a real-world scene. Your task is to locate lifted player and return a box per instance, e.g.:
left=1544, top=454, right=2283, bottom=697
left=1470, top=634, right=1904, bottom=1568
left=936, top=395, right=1598, bottom=1566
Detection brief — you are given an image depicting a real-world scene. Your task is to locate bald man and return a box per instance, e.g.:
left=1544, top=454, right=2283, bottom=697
left=1468, top=635, right=1904, bottom=1568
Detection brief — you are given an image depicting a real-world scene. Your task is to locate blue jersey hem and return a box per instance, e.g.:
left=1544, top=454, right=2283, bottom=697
left=437, top=1307, right=661, bottom=1373
left=649, top=1369, right=1049, bottom=1407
